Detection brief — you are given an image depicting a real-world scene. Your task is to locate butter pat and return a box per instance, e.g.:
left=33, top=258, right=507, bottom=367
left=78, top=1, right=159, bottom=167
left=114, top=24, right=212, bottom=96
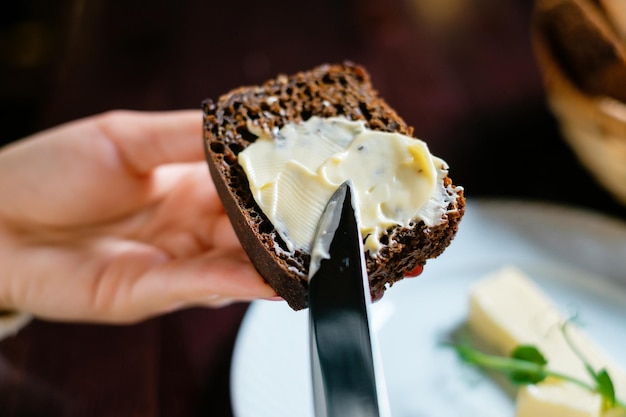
left=238, top=116, right=456, bottom=255
left=516, top=383, right=603, bottom=417
left=467, top=266, right=626, bottom=417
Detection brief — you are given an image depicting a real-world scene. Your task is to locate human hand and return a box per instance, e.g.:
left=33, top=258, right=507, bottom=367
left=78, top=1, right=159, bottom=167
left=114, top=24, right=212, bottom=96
left=0, top=110, right=278, bottom=324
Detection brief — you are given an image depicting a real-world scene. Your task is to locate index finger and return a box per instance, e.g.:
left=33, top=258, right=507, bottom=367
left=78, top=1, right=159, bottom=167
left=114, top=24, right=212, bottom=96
left=97, top=110, right=205, bottom=175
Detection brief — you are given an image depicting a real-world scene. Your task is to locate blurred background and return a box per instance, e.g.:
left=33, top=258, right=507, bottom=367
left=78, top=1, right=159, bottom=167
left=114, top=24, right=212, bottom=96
left=2, top=0, right=625, bottom=219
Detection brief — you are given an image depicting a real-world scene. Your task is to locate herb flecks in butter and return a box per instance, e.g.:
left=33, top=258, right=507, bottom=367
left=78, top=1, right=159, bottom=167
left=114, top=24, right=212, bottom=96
left=238, top=116, right=453, bottom=255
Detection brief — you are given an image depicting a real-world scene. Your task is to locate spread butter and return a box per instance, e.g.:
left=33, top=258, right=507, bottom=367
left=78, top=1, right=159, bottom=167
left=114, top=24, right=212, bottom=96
left=238, top=116, right=455, bottom=255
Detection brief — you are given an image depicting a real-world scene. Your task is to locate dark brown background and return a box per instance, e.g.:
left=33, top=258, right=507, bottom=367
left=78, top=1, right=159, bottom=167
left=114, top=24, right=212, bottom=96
left=1, top=0, right=625, bottom=416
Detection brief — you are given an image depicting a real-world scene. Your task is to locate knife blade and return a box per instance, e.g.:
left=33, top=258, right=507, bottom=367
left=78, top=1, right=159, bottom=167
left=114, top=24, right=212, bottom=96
left=308, top=180, right=390, bottom=417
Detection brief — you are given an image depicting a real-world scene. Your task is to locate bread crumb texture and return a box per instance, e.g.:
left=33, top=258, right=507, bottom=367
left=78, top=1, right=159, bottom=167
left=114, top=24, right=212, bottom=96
left=203, top=62, right=465, bottom=310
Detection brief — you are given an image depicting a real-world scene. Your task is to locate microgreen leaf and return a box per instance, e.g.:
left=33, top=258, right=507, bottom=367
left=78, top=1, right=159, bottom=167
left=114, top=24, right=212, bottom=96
left=560, top=320, right=620, bottom=409
left=511, top=345, right=547, bottom=366
left=448, top=342, right=548, bottom=385
left=446, top=319, right=626, bottom=412
left=509, top=345, right=548, bottom=384
left=595, top=369, right=616, bottom=410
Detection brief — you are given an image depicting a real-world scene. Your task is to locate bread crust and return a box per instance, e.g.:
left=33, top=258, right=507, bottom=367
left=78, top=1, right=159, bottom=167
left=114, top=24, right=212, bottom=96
left=202, top=62, right=465, bottom=310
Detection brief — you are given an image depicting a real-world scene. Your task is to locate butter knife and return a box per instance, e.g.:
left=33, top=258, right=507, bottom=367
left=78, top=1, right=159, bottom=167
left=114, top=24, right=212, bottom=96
left=308, top=180, right=390, bottom=417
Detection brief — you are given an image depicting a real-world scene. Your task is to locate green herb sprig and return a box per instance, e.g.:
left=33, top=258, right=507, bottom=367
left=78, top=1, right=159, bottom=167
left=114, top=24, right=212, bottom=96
left=448, top=322, right=625, bottom=412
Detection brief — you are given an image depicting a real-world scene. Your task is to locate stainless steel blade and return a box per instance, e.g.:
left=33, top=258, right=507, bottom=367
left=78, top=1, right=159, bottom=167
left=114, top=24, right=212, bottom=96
left=308, top=181, right=388, bottom=417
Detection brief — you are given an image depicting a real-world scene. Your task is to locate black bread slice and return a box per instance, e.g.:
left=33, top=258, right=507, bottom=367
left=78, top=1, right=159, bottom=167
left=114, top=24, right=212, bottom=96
left=202, top=62, right=465, bottom=311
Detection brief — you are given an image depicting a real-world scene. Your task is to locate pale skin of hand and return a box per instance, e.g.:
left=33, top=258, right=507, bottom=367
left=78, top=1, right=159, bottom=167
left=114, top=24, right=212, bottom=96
left=0, top=110, right=278, bottom=324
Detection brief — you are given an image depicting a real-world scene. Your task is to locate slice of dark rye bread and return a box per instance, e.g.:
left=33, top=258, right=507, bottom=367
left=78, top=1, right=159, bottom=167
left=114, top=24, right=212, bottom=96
left=202, top=61, right=466, bottom=311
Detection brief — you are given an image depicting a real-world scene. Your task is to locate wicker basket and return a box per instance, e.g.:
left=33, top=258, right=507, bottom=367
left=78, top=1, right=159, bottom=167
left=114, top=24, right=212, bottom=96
left=531, top=0, right=626, bottom=206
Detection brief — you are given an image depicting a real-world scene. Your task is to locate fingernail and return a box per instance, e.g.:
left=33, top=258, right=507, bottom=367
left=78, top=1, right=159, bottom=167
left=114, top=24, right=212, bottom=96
left=264, top=296, right=284, bottom=301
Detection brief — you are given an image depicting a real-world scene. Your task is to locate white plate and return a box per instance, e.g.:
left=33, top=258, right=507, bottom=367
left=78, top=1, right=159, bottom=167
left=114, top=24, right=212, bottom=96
left=230, top=199, right=626, bottom=417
